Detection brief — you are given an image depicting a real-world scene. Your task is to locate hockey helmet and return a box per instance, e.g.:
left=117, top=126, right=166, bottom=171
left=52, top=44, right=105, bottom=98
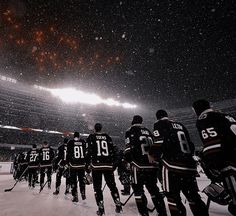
left=131, top=115, right=143, bottom=125
left=192, top=99, right=210, bottom=116
left=156, top=109, right=168, bottom=120
left=203, top=183, right=231, bottom=205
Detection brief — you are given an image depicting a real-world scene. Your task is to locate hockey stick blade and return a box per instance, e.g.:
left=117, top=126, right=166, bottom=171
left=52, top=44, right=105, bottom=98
left=4, top=187, right=14, bottom=192
left=4, top=166, right=29, bottom=192
left=147, top=206, right=155, bottom=212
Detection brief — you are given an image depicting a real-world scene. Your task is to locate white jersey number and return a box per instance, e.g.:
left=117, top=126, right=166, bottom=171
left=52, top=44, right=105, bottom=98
left=96, top=140, right=109, bottom=156
left=30, top=153, right=37, bottom=162
left=139, top=136, right=153, bottom=155
left=177, top=131, right=191, bottom=154
left=201, top=127, right=217, bottom=139
left=74, top=146, right=84, bottom=159
left=43, top=151, right=50, bottom=161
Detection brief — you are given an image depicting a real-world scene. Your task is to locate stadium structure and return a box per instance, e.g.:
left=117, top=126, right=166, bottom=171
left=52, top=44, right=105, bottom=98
left=0, top=74, right=236, bottom=161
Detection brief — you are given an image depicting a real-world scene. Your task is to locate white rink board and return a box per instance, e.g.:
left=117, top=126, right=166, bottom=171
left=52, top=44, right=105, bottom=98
left=0, top=162, right=12, bottom=173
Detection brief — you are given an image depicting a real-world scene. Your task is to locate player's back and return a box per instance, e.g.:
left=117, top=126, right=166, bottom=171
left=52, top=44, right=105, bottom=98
left=58, top=143, right=67, bottom=161
left=196, top=110, right=236, bottom=166
left=87, top=132, right=114, bottom=169
left=27, top=149, right=39, bottom=167
left=39, top=146, right=54, bottom=166
left=67, top=138, right=86, bottom=168
left=56, top=143, right=67, bottom=167
left=20, top=152, right=28, bottom=165
left=154, top=119, right=196, bottom=173
left=126, top=125, right=154, bottom=168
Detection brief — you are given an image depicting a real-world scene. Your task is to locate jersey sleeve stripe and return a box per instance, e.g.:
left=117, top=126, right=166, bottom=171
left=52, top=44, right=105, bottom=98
left=203, top=144, right=221, bottom=153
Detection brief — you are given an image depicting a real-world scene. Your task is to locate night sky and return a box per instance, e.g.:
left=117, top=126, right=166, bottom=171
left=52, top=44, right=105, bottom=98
left=0, top=0, right=235, bottom=109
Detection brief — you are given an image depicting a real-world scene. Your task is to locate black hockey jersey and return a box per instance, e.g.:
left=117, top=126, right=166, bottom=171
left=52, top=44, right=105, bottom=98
left=152, top=117, right=196, bottom=174
left=124, top=124, right=156, bottom=169
left=86, top=133, right=116, bottom=170
left=27, top=148, right=39, bottom=168
left=13, top=153, right=20, bottom=168
left=195, top=109, right=236, bottom=169
left=38, top=147, right=55, bottom=167
left=67, top=138, right=87, bottom=169
left=19, top=152, right=28, bottom=165
left=56, top=143, right=68, bottom=168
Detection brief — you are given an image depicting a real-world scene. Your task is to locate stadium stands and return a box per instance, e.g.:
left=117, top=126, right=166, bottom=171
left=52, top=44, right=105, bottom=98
left=0, top=78, right=236, bottom=161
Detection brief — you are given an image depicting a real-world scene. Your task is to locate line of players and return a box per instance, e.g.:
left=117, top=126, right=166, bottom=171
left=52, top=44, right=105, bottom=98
left=12, top=99, right=236, bottom=216
left=13, top=124, right=123, bottom=216
left=122, top=99, right=236, bottom=216
left=14, top=141, right=55, bottom=189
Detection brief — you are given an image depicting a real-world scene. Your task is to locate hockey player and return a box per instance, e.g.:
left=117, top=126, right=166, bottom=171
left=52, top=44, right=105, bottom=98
left=18, top=151, right=28, bottom=181
left=67, top=132, right=87, bottom=202
left=13, top=153, right=21, bottom=180
left=192, top=99, right=236, bottom=215
left=38, top=141, right=55, bottom=190
left=53, top=137, right=71, bottom=195
left=152, top=110, right=208, bottom=216
left=124, top=115, right=167, bottom=216
left=86, top=123, right=122, bottom=216
left=27, top=144, right=39, bottom=188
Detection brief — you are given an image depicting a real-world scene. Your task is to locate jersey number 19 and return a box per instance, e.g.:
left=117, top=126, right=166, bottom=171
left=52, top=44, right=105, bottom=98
left=96, top=140, right=109, bottom=156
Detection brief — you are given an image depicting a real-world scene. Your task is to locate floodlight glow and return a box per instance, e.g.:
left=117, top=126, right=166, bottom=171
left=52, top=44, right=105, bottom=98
left=104, top=98, right=121, bottom=106
left=49, top=88, right=102, bottom=105
left=0, top=75, right=17, bottom=83
left=47, top=87, right=137, bottom=108
left=122, top=103, right=137, bottom=109
left=34, top=85, right=137, bottom=109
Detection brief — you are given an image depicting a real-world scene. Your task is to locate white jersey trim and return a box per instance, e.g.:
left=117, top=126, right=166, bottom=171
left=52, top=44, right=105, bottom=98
left=221, top=166, right=236, bottom=172
left=163, top=159, right=196, bottom=171
left=203, top=144, right=221, bottom=153
left=131, top=161, right=157, bottom=169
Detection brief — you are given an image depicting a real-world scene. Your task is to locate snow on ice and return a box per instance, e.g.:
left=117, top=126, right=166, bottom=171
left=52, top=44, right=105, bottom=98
left=0, top=172, right=231, bottom=216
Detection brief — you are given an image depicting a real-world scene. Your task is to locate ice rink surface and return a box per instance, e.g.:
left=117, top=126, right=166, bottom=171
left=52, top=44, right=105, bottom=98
left=0, top=173, right=231, bottom=216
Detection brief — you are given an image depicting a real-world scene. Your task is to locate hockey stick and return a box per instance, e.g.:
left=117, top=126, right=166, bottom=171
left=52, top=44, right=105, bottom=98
left=39, top=179, right=49, bottom=193
left=147, top=206, right=155, bottom=212
left=120, top=191, right=155, bottom=212
left=206, top=197, right=211, bottom=209
left=4, top=166, right=29, bottom=192
left=102, top=183, right=107, bottom=192
left=121, top=191, right=134, bottom=206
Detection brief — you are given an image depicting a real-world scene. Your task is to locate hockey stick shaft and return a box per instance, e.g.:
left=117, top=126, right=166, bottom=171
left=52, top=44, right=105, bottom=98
left=39, top=179, right=49, bottom=193
left=102, top=183, right=107, bottom=192
left=4, top=166, right=29, bottom=192
left=121, top=191, right=134, bottom=206
left=206, top=197, right=211, bottom=209
left=39, top=165, right=54, bottom=193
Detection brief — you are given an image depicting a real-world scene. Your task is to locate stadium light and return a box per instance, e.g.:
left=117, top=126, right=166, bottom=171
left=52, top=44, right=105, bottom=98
left=49, top=88, right=102, bottom=105
left=34, top=85, right=137, bottom=109
left=0, top=75, right=17, bottom=84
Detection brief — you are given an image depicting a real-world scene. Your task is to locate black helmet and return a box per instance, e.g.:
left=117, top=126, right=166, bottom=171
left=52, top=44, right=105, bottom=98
left=131, top=115, right=143, bottom=125
left=94, top=123, right=102, bottom=132
left=43, top=141, right=48, bottom=146
left=156, top=109, right=168, bottom=120
left=192, top=99, right=210, bottom=116
left=64, top=137, right=69, bottom=144
left=74, top=131, right=80, bottom=138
